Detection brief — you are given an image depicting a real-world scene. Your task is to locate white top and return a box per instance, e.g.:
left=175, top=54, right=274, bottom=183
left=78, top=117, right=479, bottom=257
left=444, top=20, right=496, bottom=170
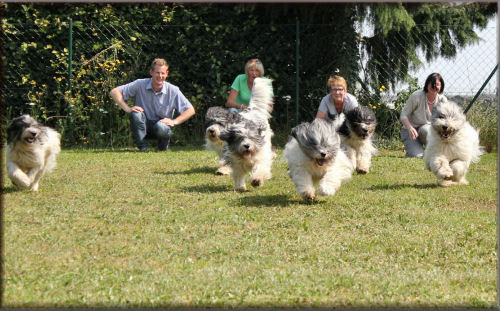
left=317, top=93, right=359, bottom=117
left=400, top=90, right=448, bottom=128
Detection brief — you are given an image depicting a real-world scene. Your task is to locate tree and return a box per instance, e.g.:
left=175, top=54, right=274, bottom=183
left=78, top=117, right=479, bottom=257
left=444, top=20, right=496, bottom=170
left=360, top=3, right=497, bottom=92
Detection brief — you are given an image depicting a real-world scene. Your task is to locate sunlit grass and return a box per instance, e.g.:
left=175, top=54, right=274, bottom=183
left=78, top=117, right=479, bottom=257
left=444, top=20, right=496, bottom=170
left=2, top=147, right=497, bottom=308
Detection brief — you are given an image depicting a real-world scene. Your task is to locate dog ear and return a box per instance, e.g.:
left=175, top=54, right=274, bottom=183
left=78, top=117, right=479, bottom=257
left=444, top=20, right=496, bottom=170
left=7, top=117, right=25, bottom=144
left=219, top=128, right=233, bottom=143
left=291, top=123, right=307, bottom=140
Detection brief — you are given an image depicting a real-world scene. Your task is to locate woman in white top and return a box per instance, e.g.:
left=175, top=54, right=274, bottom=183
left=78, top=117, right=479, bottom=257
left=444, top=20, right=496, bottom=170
left=400, top=73, right=447, bottom=158
left=316, top=75, right=358, bottom=119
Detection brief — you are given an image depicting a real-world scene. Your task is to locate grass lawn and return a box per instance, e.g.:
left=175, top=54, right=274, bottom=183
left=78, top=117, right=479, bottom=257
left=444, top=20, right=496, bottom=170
left=2, top=147, right=497, bottom=308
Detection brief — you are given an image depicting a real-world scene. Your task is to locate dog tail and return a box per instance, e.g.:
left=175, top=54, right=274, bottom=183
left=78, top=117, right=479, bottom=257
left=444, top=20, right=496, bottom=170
left=330, top=113, right=345, bottom=131
left=248, top=77, right=273, bottom=119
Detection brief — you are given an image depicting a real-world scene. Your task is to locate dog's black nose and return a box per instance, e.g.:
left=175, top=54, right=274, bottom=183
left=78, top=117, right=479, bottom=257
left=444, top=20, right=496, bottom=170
left=361, top=128, right=368, bottom=133
left=208, top=129, right=214, bottom=134
left=243, top=144, right=250, bottom=149
left=442, top=126, right=448, bottom=130
left=29, top=131, right=37, bottom=136
left=320, top=152, right=326, bottom=158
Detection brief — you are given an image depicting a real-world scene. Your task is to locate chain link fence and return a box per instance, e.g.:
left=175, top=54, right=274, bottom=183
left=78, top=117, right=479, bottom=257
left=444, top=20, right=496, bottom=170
left=2, top=20, right=497, bottom=148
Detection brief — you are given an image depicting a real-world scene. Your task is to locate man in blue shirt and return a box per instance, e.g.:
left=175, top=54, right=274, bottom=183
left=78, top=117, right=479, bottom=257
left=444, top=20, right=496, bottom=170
left=110, top=58, right=195, bottom=152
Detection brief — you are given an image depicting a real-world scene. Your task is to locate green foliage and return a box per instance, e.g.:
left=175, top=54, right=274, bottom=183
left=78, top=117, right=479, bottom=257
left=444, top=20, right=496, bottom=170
left=464, top=99, right=497, bottom=153
left=359, top=77, right=420, bottom=146
left=361, top=3, right=496, bottom=92
left=2, top=3, right=496, bottom=148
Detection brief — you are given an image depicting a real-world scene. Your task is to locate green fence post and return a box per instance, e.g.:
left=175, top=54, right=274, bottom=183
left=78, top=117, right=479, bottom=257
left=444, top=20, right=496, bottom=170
left=463, top=64, right=498, bottom=114
left=295, top=18, right=300, bottom=125
left=67, top=18, right=73, bottom=142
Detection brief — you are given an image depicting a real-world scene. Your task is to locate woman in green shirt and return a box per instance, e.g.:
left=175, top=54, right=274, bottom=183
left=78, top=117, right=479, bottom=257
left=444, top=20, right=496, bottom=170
left=226, top=58, right=265, bottom=112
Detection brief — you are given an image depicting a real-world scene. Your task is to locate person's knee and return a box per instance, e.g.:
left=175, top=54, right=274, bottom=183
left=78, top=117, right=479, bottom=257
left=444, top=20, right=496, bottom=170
left=418, top=124, right=430, bottom=144
left=130, top=111, right=146, bottom=124
left=154, top=121, right=172, bottom=139
left=228, top=107, right=241, bottom=113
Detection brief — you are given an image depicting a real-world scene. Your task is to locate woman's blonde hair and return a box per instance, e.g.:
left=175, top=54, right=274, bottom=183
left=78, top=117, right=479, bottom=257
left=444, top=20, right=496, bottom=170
left=245, top=58, right=265, bottom=76
left=150, top=58, right=169, bottom=71
left=327, top=75, right=347, bottom=91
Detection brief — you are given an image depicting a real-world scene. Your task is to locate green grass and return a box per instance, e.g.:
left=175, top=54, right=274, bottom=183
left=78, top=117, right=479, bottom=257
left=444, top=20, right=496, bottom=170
left=2, top=147, right=497, bottom=308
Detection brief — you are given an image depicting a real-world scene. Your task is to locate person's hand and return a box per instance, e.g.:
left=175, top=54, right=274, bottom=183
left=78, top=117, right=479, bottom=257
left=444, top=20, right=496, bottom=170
left=130, top=106, right=144, bottom=113
left=160, top=118, right=176, bottom=127
left=408, top=126, right=418, bottom=140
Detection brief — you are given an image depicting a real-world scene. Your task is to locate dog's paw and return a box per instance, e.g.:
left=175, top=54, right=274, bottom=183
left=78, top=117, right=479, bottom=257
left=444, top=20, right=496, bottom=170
left=216, top=165, right=232, bottom=175
left=30, top=182, right=39, bottom=191
left=250, top=178, right=263, bottom=187
left=318, top=185, right=334, bottom=196
left=456, top=178, right=469, bottom=185
left=436, top=167, right=453, bottom=179
left=439, top=179, right=456, bottom=187
left=234, top=185, right=247, bottom=192
left=356, top=168, right=368, bottom=174
left=301, top=191, right=315, bottom=203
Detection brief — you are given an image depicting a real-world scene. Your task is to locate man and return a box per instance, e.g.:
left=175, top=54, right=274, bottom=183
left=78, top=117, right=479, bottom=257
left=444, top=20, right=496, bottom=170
left=110, top=58, right=195, bottom=152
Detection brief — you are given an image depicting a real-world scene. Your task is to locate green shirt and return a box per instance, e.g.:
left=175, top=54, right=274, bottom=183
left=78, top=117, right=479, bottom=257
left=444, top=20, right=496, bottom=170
left=230, top=74, right=252, bottom=107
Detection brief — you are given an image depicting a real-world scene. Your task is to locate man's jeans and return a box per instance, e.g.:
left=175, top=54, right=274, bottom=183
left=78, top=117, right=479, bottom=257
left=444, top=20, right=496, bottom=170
left=130, top=111, right=172, bottom=151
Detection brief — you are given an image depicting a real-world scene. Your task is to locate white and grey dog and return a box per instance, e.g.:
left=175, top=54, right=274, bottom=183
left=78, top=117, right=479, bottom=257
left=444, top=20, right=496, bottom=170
left=282, top=115, right=354, bottom=203
left=424, top=100, right=484, bottom=186
left=334, top=106, right=377, bottom=174
left=204, top=106, right=242, bottom=175
left=6, top=115, right=61, bottom=191
left=219, top=77, right=274, bottom=191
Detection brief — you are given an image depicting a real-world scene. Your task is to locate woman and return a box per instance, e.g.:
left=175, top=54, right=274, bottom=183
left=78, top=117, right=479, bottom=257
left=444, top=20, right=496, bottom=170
left=226, top=58, right=265, bottom=112
left=316, top=75, right=358, bottom=119
left=400, top=72, right=447, bottom=158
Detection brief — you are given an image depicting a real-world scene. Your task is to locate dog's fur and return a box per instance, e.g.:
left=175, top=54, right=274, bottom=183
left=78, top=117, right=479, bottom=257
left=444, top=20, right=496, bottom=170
left=424, top=100, right=484, bottom=186
left=204, top=106, right=242, bottom=175
left=219, top=77, right=274, bottom=191
left=6, top=115, right=61, bottom=191
left=334, top=106, right=377, bottom=174
left=282, top=115, right=354, bottom=203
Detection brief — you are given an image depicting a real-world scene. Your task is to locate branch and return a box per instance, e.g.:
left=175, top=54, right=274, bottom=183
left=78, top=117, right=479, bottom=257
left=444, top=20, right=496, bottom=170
left=82, top=41, right=122, bottom=66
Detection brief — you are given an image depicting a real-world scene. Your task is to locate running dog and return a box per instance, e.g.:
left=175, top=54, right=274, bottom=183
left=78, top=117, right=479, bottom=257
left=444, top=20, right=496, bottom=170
left=282, top=115, right=354, bottom=203
left=204, top=106, right=241, bottom=175
left=335, top=106, right=377, bottom=174
left=424, top=100, right=484, bottom=186
left=219, top=77, right=274, bottom=191
left=6, top=115, right=61, bottom=191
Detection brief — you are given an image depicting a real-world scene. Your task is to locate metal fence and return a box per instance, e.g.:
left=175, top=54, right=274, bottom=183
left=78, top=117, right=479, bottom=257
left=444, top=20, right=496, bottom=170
left=2, top=20, right=497, bottom=147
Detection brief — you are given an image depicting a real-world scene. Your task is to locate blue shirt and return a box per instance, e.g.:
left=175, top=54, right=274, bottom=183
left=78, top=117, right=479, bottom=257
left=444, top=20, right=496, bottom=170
left=118, top=78, right=193, bottom=122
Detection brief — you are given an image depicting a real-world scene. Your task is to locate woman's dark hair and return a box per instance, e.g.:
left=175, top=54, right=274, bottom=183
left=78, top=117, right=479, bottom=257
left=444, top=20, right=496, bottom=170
left=423, top=73, right=445, bottom=94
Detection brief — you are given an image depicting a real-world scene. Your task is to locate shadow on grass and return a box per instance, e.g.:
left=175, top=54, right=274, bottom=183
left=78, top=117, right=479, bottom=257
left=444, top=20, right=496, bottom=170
left=155, top=166, right=216, bottom=175
left=238, top=194, right=292, bottom=207
left=368, top=183, right=439, bottom=190
left=182, top=184, right=232, bottom=193
left=1, top=185, right=23, bottom=193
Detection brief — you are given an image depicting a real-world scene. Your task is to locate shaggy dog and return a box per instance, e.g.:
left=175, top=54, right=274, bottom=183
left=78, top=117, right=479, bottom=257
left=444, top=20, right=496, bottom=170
left=219, top=77, right=274, bottom=191
left=282, top=115, right=354, bottom=203
left=6, top=115, right=61, bottom=191
left=204, top=106, right=242, bottom=175
left=424, top=100, right=484, bottom=186
left=334, top=106, right=377, bottom=174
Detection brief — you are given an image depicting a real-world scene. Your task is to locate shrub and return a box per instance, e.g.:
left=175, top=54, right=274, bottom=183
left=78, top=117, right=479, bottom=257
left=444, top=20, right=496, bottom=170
left=464, top=98, right=497, bottom=152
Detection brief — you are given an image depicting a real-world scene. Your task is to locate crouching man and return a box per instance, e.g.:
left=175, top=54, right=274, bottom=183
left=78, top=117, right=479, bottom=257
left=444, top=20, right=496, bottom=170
left=110, top=58, right=195, bottom=152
